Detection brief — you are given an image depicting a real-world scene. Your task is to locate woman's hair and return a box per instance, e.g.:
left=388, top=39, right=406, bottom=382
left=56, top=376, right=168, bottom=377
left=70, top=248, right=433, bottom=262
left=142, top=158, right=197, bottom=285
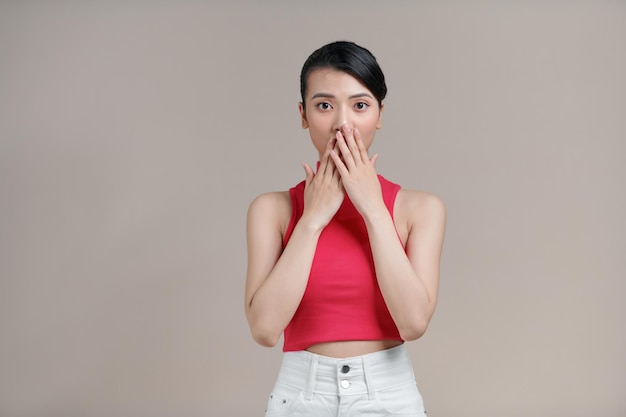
left=300, top=41, right=387, bottom=109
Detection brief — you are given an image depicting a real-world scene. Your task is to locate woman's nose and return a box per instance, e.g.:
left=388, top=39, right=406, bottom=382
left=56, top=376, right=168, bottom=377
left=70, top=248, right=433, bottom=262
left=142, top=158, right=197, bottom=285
left=332, top=108, right=351, bottom=132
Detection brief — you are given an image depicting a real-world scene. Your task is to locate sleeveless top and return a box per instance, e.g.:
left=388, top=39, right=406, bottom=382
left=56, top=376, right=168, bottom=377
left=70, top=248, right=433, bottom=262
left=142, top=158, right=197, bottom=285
left=282, top=174, right=403, bottom=352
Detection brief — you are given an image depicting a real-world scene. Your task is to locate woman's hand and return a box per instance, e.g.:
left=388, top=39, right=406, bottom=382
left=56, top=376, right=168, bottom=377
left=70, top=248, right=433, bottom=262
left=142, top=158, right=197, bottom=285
left=301, top=138, right=345, bottom=231
left=330, top=125, right=385, bottom=218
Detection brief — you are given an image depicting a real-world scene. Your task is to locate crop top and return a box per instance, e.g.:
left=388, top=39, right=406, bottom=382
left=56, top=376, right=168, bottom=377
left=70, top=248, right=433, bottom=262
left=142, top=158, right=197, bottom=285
left=281, top=174, right=404, bottom=352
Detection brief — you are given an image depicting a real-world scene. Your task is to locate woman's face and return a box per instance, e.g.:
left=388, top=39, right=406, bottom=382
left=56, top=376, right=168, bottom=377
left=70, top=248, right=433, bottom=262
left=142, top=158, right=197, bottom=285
left=299, top=68, right=383, bottom=159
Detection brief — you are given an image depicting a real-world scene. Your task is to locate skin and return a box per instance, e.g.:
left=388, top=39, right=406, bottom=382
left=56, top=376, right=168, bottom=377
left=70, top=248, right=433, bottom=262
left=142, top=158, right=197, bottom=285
left=245, top=68, right=446, bottom=358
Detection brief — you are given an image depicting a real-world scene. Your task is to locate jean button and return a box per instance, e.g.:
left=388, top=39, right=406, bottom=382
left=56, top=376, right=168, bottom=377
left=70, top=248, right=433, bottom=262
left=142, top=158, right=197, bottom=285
left=341, top=365, right=350, bottom=374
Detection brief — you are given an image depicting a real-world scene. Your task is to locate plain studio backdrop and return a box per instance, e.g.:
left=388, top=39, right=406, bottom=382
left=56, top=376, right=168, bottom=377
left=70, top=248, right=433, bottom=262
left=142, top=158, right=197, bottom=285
left=1, top=1, right=624, bottom=416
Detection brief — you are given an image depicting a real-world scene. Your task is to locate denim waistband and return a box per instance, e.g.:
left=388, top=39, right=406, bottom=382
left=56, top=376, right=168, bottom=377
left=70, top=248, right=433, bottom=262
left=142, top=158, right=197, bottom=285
left=275, top=344, right=415, bottom=400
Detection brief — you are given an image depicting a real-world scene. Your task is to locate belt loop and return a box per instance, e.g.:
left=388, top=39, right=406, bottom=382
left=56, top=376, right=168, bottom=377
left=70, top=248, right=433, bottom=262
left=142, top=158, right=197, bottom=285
left=362, top=355, right=375, bottom=400
left=405, top=346, right=416, bottom=380
left=305, top=353, right=319, bottom=401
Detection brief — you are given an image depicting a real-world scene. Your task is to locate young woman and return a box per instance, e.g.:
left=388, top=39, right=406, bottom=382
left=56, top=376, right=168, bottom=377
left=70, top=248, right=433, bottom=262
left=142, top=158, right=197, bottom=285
left=245, top=41, right=446, bottom=416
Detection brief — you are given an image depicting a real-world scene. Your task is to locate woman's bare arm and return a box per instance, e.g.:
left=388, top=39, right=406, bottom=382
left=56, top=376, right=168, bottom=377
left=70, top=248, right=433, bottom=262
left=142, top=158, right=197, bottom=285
left=330, top=125, right=446, bottom=341
left=244, top=192, right=321, bottom=347
left=245, top=144, right=344, bottom=347
left=364, top=191, right=446, bottom=341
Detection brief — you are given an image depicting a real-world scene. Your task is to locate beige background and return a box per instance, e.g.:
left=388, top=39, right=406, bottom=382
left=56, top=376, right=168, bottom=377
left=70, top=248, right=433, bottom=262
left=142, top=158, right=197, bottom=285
left=1, top=1, right=625, bottom=416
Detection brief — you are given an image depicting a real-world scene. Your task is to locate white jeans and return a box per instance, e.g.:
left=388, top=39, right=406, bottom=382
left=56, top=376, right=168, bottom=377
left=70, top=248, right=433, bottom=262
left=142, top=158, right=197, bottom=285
left=265, top=344, right=427, bottom=416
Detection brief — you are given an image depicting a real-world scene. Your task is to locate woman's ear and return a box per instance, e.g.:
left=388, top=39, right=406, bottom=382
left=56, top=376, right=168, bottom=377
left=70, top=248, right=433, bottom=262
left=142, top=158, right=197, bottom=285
left=298, top=102, right=309, bottom=129
left=376, top=102, right=384, bottom=130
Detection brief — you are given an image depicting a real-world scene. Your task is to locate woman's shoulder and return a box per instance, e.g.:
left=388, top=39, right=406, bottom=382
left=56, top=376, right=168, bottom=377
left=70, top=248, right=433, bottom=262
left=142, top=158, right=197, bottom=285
left=396, top=188, right=446, bottom=225
left=248, top=190, right=291, bottom=214
left=397, top=188, right=445, bottom=207
left=247, top=191, right=292, bottom=234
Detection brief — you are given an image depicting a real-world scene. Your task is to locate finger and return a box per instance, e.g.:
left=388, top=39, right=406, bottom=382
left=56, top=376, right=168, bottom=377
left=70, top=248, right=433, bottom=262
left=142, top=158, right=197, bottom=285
left=302, top=163, right=314, bottom=186
left=318, top=139, right=334, bottom=175
left=327, top=134, right=336, bottom=152
left=370, top=153, right=379, bottom=167
left=329, top=147, right=348, bottom=179
left=329, top=132, right=350, bottom=176
left=342, top=124, right=363, bottom=164
left=331, top=153, right=344, bottom=186
left=321, top=148, right=337, bottom=178
left=335, top=129, right=356, bottom=169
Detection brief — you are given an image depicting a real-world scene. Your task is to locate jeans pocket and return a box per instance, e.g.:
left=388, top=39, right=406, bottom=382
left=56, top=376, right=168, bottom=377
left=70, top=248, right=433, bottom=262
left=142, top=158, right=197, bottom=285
left=264, top=384, right=305, bottom=417
left=375, top=381, right=427, bottom=416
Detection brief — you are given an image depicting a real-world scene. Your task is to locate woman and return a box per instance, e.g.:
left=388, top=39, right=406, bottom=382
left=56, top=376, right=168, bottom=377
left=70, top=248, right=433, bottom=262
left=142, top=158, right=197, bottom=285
left=245, top=40, right=446, bottom=416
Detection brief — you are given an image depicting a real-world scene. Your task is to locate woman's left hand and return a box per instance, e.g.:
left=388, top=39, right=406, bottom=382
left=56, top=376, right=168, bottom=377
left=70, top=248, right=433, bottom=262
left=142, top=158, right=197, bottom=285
left=330, top=124, right=386, bottom=217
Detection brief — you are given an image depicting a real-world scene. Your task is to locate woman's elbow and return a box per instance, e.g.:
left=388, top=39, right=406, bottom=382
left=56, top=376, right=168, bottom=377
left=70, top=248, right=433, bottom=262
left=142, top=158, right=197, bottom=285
left=252, top=332, right=280, bottom=348
left=249, top=322, right=282, bottom=348
left=399, top=320, right=429, bottom=342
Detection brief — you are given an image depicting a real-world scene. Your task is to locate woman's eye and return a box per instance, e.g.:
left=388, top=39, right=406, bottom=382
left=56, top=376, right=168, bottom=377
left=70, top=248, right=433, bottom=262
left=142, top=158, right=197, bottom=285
left=316, top=102, right=332, bottom=110
left=354, top=102, right=369, bottom=110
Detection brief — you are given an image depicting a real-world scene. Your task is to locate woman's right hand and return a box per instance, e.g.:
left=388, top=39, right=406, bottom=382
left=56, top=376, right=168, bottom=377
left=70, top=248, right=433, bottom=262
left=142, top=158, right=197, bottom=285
left=301, top=138, right=344, bottom=231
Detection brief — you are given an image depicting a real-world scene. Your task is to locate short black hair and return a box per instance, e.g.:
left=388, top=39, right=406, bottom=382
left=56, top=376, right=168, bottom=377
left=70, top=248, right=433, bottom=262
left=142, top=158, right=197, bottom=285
left=300, top=41, right=387, bottom=109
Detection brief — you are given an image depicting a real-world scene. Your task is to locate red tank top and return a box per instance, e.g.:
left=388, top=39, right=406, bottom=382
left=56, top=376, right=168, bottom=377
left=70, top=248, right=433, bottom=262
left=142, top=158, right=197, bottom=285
left=281, top=174, right=403, bottom=352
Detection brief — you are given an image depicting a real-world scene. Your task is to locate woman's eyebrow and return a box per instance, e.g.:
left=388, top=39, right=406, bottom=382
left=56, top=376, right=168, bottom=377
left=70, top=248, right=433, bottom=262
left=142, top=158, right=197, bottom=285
left=310, top=92, right=374, bottom=99
left=311, top=92, right=335, bottom=99
left=349, top=93, right=374, bottom=99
